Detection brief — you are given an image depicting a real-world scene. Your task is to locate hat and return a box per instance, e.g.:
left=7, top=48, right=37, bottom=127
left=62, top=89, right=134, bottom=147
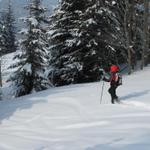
left=110, top=65, right=118, bottom=73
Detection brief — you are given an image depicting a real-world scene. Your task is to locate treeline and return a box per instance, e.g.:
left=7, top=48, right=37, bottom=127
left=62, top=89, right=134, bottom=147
left=0, top=0, right=149, bottom=97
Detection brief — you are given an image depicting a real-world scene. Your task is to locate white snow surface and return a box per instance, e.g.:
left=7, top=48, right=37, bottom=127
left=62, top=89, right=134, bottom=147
left=1, top=54, right=150, bottom=150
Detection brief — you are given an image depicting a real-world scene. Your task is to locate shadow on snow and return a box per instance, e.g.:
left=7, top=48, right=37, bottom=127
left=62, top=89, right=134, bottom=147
left=121, top=90, right=150, bottom=101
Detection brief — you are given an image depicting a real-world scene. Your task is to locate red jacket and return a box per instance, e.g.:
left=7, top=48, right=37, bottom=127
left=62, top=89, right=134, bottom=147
left=103, top=72, right=119, bottom=86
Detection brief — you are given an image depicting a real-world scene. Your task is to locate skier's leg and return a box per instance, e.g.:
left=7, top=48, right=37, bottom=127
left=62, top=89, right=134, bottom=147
left=108, top=87, right=115, bottom=104
left=113, top=86, right=120, bottom=103
left=114, top=86, right=118, bottom=99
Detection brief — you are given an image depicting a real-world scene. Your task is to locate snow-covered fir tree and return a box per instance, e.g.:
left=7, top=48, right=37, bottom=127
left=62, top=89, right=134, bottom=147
left=0, top=0, right=17, bottom=55
left=48, top=0, right=126, bottom=86
left=10, top=0, right=50, bottom=97
left=75, top=0, right=126, bottom=82
left=106, top=0, right=126, bottom=63
left=48, top=0, right=86, bottom=86
left=133, top=1, right=144, bottom=64
left=123, top=0, right=149, bottom=72
left=0, top=21, right=4, bottom=99
left=0, top=21, right=4, bottom=54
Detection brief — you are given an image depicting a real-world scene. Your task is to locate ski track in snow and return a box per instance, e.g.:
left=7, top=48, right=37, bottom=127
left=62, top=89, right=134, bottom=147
left=0, top=55, right=150, bottom=150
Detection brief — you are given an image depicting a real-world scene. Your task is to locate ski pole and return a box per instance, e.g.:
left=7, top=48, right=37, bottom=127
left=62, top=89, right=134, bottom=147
left=120, top=65, right=128, bottom=73
left=100, top=81, right=105, bottom=104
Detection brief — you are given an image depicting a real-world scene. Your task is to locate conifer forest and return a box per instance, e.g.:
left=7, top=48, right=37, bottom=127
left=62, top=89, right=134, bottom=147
left=0, top=0, right=149, bottom=97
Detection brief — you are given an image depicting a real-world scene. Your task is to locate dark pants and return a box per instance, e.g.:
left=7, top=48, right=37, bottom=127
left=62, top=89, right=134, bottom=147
left=108, top=84, right=118, bottom=104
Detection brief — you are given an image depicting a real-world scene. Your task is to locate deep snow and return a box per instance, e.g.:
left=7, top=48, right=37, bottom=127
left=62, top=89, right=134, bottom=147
left=0, top=54, right=150, bottom=150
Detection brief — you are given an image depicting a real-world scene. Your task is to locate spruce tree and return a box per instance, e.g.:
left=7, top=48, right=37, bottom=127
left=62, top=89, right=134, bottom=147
left=10, top=0, right=49, bottom=97
left=76, top=0, right=126, bottom=82
left=0, top=21, right=4, bottom=54
left=48, top=0, right=86, bottom=86
left=0, top=21, right=4, bottom=99
left=48, top=0, right=125, bottom=85
left=1, top=0, right=17, bottom=54
left=133, top=1, right=144, bottom=66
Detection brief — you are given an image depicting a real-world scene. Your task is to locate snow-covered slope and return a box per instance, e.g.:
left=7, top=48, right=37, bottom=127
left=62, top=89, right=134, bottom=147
left=0, top=59, right=150, bottom=150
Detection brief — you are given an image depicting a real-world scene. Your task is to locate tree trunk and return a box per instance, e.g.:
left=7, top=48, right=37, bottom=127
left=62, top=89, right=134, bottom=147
left=0, top=58, right=2, bottom=87
left=141, top=0, right=149, bottom=69
left=125, top=0, right=132, bottom=74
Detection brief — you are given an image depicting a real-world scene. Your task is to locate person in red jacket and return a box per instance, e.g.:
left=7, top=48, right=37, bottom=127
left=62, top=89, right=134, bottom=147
left=103, top=64, right=120, bottom=104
